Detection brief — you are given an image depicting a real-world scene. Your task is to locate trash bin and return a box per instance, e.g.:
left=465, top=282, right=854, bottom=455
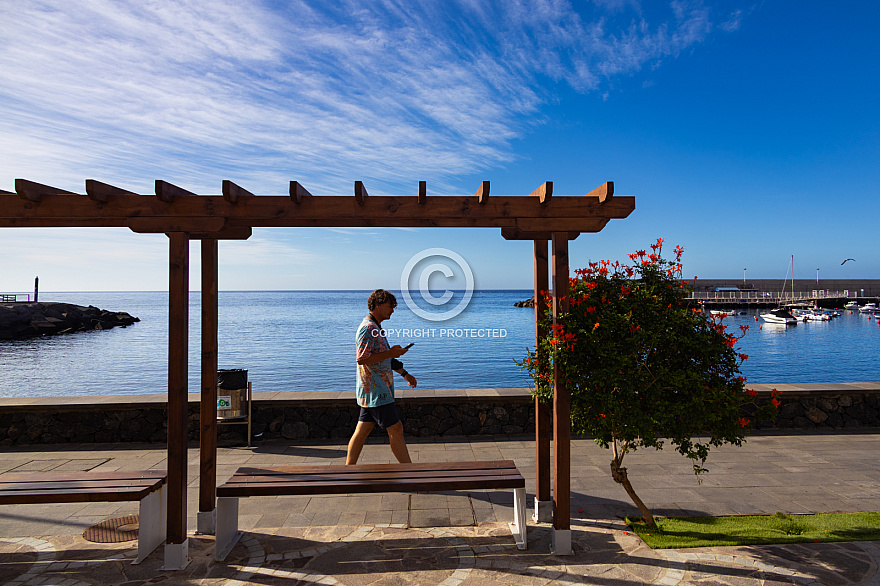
left=217, top=368, right=248, bottom=420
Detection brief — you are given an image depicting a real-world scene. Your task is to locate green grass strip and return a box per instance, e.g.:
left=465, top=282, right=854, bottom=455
left=627, top=512, right=880, bottom=549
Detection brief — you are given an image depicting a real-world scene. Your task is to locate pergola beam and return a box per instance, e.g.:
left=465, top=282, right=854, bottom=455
left=502, top=228, right=579, bottom=241
left=187, top=227, right=253, bottom=240
left=0, top=194, right=634, bottom=229
left=129, top=217, right=226, bottom=234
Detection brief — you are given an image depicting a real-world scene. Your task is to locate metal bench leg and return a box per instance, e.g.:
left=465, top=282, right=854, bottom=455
left=215, top=496, right=242, bottom=561
left=133, top=485, right=166, bottom=564
left=508, top=487, right=527, bottom=550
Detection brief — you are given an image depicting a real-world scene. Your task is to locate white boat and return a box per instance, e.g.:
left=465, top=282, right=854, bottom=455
left=859, top=302, right=878, bottom=313
left=790, top=308, right=810, bottom=322
left=710, top=309, right=739, bottom=318
left=806, top=311, right=831, bottom=321
left=760, top=309, right=798, bottom=324
left=844, top=301, right=859, bottom=310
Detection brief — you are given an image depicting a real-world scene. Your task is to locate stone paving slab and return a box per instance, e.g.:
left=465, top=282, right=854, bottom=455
left=0, top=521, right=878, bottom=585
left=1, top=431, right=879, bottom=584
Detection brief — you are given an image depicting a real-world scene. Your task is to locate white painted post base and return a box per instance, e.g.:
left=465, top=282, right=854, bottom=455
left=163, top=539, right=191, bottom=570
left=551, top=528, right=572, bottom=555
left=532, top=498, right=553, bottom=523
left=196, top=509, right=216, bottom=535
left=508, top=487, right=527, bottom=550
left=133, top=484, right=166, bottom=564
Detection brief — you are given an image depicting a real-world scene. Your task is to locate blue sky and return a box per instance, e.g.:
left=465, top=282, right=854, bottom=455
left=1, top=1, right=877, bottom=292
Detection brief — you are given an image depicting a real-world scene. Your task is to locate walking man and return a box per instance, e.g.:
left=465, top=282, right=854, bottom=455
left=346, top=289, right=417, bottom=465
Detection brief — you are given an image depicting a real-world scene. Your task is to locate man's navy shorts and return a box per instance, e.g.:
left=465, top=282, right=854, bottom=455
left=358, top=403, right=400, bottom=429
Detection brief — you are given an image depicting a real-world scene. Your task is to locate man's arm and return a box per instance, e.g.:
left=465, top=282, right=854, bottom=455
left=357, top=345, right=408, bottom=366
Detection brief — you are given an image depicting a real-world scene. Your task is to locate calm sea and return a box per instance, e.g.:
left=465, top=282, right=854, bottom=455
left=1, top=291, right=878, bottom=398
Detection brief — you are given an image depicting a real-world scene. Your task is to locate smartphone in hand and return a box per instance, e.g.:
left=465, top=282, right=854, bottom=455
left=404, top=343, right=415, bottom=349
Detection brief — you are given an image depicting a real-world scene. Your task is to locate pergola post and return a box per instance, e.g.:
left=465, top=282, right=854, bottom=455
left=551, top=232, right=572, bottom=555
left=533, top=239, right=553, bottom=523
left=197, top=238, right=219, bottom=534
left=164, top=232, right=191, bottom=570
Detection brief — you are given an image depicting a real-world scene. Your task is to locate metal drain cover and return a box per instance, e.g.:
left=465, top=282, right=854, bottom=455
left=83, top=514, right=139, bottom=543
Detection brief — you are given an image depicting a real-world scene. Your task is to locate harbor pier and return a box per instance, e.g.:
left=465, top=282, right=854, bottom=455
left=686, top=278, right=880, bottom=310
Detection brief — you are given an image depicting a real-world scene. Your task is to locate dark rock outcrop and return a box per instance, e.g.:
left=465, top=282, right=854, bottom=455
left=0, top=302, right=139, bottom=340
left=514, top=297, right=535, bottom=308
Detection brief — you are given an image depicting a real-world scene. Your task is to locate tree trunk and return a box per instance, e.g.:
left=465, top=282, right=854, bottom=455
left=610, top=452, right=657, bottom=528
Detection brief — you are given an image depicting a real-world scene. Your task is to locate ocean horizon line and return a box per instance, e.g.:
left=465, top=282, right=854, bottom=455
left=6, top=288, right=536, bottom=295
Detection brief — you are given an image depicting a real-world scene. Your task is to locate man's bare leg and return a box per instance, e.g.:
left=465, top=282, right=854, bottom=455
left=346, top=421, right=374, bottom=465
left=386, top=421, right=412, bottom=464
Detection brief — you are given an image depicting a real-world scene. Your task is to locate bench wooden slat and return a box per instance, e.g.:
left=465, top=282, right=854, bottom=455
left=224, top=468, right=523, bottom=486
left=0, top=485, right=157, bottom=505
left=230, top=460, right=518, bottom=477
left=0, top=478, right=165, bottom=492
left=218, top=473, right=524, bottom=497
left=0, top=469, right=166, bottom=484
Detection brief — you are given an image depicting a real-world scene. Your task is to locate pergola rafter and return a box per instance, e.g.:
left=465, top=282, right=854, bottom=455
left=0, top=177, right=635, bottom=565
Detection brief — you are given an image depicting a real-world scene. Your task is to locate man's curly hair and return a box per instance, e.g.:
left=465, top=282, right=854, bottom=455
left=367, top=289, right=398, bottom=311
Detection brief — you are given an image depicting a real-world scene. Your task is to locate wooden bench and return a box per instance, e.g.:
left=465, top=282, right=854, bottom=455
left=215, top=460, right=527, bottom=560
left=0, top=469, right=167, bottom=564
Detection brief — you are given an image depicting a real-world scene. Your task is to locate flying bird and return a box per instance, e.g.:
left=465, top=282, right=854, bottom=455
left=841, top=258, right=856, bottom=265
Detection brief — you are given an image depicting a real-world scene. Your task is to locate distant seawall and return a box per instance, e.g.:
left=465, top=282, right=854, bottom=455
left=0, top=302, right=138, bottom=340
left=1, top=384, right=878, bottom=446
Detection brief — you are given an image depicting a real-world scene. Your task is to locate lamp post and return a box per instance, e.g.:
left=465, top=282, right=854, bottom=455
left=816, top=268, right=819, bottom=285
left=743, top=268, right=747, bottom=285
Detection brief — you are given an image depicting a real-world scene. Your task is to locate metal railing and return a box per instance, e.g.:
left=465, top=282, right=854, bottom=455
left=1, top=293, right=31, bottom=302
left=686, top=290, right=849, bottom=301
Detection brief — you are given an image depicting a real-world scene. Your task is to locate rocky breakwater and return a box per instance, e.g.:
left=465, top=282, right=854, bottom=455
left=0, top=302, right=139, bottom=340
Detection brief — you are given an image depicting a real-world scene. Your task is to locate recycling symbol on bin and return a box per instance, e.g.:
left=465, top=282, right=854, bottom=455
left=217, top=397, right=232, bottom=408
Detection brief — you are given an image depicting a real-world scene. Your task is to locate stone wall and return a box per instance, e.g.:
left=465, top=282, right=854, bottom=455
left=1, top=384, right=878, bottom=446
left=756, top=383, right=880, bottom=428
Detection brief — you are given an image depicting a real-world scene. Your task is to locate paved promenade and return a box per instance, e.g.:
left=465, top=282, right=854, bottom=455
left=1, top=429, right=879, bottom=585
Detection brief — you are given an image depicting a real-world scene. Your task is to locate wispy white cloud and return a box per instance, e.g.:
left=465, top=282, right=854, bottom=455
left=0, top=0, right=748, bottom=290
left=219, top=234, right=321, bottom=267
left=0, top=0, right=734, bottom=195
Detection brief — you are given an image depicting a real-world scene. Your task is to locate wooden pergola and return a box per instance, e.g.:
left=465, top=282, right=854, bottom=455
left=0, top=178, right=634, bottom=565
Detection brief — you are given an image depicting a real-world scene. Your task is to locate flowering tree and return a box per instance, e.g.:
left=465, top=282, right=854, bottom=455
left=519, top=239, right=778, bottom=527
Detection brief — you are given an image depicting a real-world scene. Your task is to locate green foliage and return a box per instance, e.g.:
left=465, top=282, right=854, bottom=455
left=519, top=239, right=777, bottom=472
left=627, top=512, right=880, bottom=549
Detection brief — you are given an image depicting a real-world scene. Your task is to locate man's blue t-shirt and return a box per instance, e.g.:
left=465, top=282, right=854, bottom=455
left=355, top=316, right=395, bottom=408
